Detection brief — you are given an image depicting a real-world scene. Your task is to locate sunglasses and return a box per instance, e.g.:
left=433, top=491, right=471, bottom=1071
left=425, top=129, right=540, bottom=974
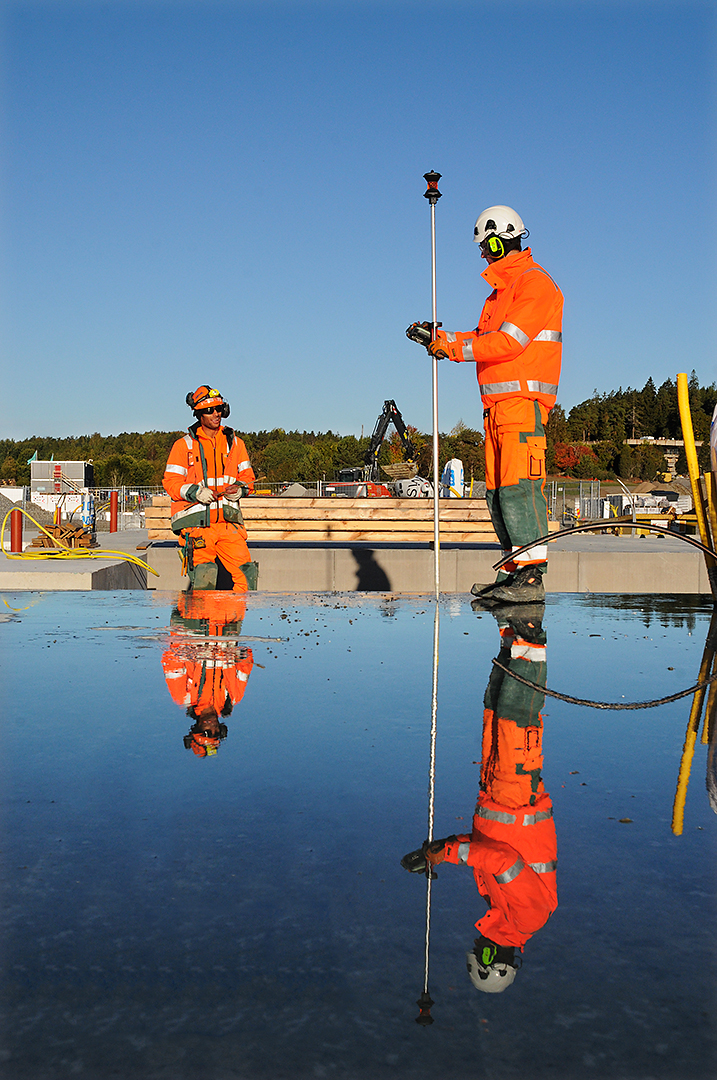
left=199, top=405, right=223, bottom=415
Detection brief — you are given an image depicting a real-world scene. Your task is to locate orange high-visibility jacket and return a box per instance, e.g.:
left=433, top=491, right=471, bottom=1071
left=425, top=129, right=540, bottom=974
left=162, top=646, right=254, bottom=713
left=435, top=248, right=563, bottom=411
left=443, top=792, right=557, bottom=949
left=163, top=424, right=255, bottom=534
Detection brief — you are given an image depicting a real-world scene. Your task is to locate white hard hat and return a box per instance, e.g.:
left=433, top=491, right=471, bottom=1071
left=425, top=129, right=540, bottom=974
left=466, top=950, right=518, bottom=993
left=473, top=205, right=527, bottom=245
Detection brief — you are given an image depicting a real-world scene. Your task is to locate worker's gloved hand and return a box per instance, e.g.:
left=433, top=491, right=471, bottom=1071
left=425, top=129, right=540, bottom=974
left=400, top=835, right=457, bottom=875
left=424, top=836, right=457, bottom=865
left=195, top=485, right=215, bottom=505
left=223, top=482, right=249, bottom=503
left=427, top=339, right=449, bottom=359
left=406, top=321, right=433, bottom=347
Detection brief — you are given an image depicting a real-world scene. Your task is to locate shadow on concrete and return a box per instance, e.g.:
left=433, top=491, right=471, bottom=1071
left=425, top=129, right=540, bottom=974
left=351, top=548, right=391, bottom=591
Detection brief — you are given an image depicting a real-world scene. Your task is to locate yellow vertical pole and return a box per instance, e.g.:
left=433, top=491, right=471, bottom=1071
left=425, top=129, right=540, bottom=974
left=672, top=645, right=712, bottom=834
left=702, top=655, right=717, bottom=745
left=676, top=373, right=717, bottom=601
left=705, top=471, right=717, bottom=566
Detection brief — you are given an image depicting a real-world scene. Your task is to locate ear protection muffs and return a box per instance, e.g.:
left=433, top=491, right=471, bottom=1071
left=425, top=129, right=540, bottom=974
left=484, top=235, right=505, bottom=259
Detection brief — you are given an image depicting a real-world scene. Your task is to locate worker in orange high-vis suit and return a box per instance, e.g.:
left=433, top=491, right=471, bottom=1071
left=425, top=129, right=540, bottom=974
left=162, top=591, right=254, bottom=757
left=402, top=603, right=557, bottom=993
left=163, top=386, right=256, bottom=591
left=407, top=206, right=563, bottom=604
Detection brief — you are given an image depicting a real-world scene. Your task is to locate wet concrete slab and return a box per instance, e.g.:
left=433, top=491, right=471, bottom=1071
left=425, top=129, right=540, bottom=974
left=0, top=591, right=715, bottom=1079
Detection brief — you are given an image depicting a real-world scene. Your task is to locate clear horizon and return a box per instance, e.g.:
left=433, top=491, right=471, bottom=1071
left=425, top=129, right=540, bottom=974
left=2, top=0, right=715, bottom=441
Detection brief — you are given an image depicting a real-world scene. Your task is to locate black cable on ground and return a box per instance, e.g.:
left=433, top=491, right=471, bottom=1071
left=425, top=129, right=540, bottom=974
left=491, top=657, right=717, bottom=710
left=492, top=517, right=717, bottom=572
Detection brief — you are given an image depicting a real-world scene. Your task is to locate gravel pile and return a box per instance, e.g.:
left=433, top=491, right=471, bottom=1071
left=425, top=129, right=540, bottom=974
left=0, top=493, right=55, bottom=528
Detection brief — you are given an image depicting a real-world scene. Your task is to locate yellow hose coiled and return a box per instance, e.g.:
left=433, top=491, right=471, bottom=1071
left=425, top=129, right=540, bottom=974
left=0, top=507, right=159, bottom=577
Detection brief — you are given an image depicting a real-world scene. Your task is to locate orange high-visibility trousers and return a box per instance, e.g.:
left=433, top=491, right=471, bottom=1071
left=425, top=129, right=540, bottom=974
left=181, top=522, right=251, bottom=592
left=484, top=398, right=549, bottom=575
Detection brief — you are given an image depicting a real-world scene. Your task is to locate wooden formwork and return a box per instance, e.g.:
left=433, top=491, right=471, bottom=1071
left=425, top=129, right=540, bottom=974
left=145, top=495, right=497, bottom=544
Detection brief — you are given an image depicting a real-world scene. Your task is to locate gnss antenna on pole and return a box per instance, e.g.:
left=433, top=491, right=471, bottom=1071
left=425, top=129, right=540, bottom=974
left=423, top=171, right=442, bottom=601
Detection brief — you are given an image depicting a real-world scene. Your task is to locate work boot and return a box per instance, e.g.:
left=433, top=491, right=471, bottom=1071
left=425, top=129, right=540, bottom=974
left=471, top=594, right=500, bottom=612
left=470, top=575, right=513, bottom=598
left=488, top=567, right=545, bottom=605
left=491, top=603, right=546, bottom=642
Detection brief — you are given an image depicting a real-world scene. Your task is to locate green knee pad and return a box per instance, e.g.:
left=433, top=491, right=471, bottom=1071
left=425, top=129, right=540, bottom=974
left=192, top=562, right=219, bottom=590
left=239, top=561, right=259, bottom=591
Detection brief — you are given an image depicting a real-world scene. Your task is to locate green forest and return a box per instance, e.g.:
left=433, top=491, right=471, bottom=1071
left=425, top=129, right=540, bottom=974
left=1, top=375, right=715, bottom=487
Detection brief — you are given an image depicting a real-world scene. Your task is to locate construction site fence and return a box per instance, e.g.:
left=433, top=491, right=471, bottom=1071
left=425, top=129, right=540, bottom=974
left=546, top=480, right=601, bottom=525
left=12, top=479, right=600, bottom=530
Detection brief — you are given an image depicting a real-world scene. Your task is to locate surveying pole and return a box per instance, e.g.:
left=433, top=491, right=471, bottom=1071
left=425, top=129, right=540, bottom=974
left=423, top=171, right=442, bottom=600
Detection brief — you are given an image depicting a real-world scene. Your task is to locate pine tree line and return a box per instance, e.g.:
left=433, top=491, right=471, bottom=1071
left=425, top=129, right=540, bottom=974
left=1, top=374, right=714, bottom=486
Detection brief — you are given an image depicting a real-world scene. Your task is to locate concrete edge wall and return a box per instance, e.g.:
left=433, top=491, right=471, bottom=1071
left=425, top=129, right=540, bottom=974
left=144, top=543, right=711, bottom=595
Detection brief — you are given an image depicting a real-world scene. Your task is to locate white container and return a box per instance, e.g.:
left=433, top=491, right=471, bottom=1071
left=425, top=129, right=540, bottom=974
left=441, top=458, right=464, bottom=498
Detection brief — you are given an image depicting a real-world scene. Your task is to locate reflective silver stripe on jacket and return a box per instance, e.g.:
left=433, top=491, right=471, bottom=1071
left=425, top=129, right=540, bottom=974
left=166, top=462, right=187, bottom=476
left=183, top=435, right=193, bottom=449
left=479, top=380, right=522, bottom=396
left=171, top=503, right=208, bottom=531
left=444, top=331, right=457, bottom=342
left=457, top=841, right=470, bottom=864
left=522, top=808, right=553, bottom=826
left=476, top=806, right=516, bottom=825
left=528, top=860, right=557, bottom=874
left=499, top=321, right=530, bottom=347
left=533, top=329, right=562, bottom=342
left=461, top=341, right=474, bottom=361
left=526, top=380, right=559, bottom=396
left=494, top=858, right=524, bottom=884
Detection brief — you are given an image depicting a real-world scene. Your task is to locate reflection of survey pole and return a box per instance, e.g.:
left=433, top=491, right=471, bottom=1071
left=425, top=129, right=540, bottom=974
left=672, top=612, right=717, bottom=834
left=423, top=172, right=442, bottom=599
left=416, top=602, right=440, bottom=1025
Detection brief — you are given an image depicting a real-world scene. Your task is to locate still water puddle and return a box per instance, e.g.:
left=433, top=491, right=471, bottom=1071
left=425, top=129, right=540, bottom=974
left=0, top=590, right=715, bottom=1079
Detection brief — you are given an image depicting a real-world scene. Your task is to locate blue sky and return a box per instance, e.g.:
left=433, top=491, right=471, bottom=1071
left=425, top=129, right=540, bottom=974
left=1, top=0, right=715, bottom=440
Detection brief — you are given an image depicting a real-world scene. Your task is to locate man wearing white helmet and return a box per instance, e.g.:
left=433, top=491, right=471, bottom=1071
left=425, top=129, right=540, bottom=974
left=408, top=206, right=563, bottom=603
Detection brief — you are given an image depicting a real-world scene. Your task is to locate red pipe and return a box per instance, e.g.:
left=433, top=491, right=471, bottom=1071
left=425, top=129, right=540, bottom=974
left=10, top=508, right=23, bottom=553
left=109, top=490, right=119, bottom=533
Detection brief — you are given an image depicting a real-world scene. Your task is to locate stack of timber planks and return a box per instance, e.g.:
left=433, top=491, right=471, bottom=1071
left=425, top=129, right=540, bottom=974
left=30, top=522, right=98, bottom=549
left=145, top=495, right=498, bottom=544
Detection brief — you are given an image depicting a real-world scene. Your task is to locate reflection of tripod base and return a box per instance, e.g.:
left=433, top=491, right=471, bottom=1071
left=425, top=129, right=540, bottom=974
left=415, top=990, right=434, bottom=1026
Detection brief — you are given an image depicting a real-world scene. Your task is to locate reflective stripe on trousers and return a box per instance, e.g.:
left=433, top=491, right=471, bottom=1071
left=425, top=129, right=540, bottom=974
left=528, top=860, right=557, bottom=874
left=494, top=858, right=524, bottom=884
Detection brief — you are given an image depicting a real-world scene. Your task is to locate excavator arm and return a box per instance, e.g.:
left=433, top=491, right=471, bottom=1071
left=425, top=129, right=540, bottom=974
left=364, top=400, right=416, bottom=482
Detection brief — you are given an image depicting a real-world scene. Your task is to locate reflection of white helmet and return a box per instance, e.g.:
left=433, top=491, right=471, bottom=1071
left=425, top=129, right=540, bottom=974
left=466, top=950, right=518, bottom=993
left=473, top=205, right=527, bottom=245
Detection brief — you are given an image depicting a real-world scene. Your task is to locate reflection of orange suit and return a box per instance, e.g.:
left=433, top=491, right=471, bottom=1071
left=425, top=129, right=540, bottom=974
left=162, top=648, right=254, bottom=714
left=442, top=620, right=557, bottom=950
left=162, top=592, right=254, bottom=715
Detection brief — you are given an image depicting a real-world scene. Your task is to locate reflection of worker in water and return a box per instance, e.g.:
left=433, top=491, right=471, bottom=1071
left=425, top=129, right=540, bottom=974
left=163, top=385, right=256, bottom=591
left=162, top=592, right=254, bottom=757
left=402, top=604, right=557, bottom=992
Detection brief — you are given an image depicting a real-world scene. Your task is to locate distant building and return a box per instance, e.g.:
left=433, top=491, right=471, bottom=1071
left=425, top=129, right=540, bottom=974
left=30, top=461, right=94, bottom=496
